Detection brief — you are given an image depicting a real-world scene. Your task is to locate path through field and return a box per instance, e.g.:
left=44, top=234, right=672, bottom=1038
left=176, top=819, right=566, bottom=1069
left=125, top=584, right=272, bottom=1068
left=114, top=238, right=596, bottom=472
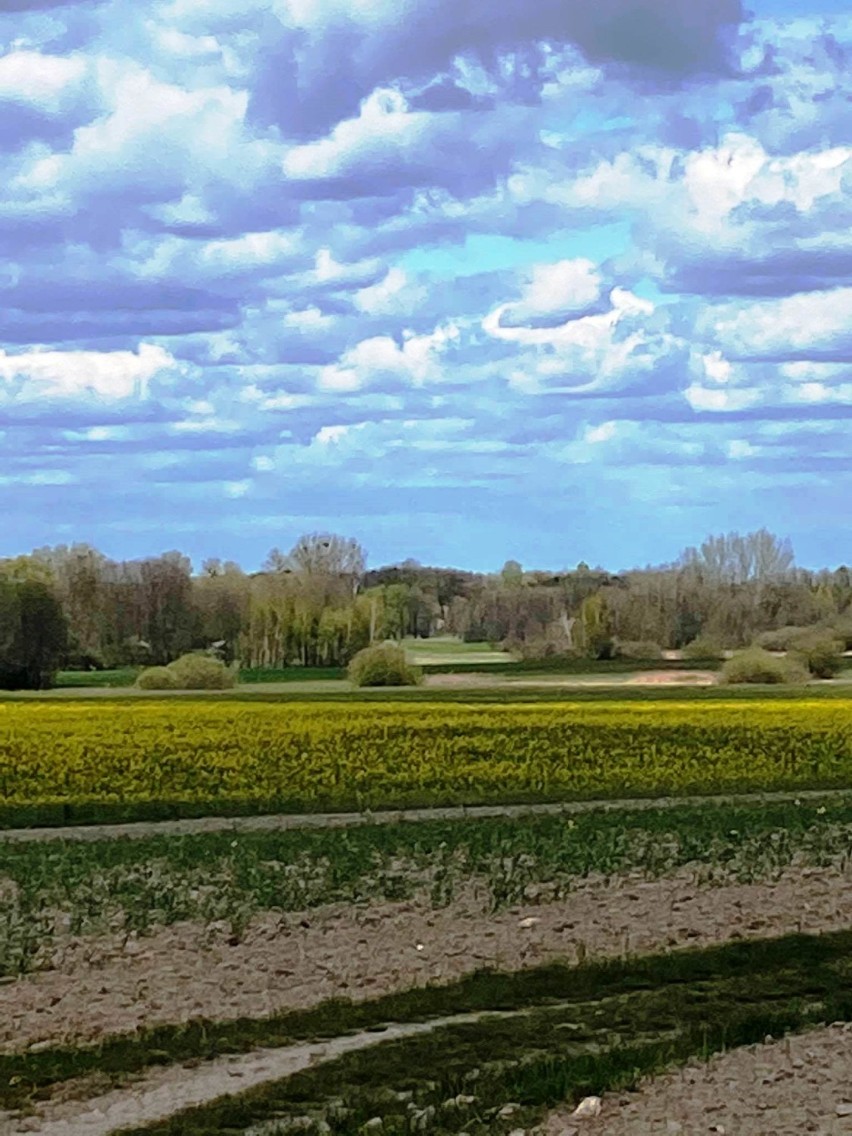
left=0, top=1011, right=520, bottom=1136
left=4, top=786, right=852, bottom=843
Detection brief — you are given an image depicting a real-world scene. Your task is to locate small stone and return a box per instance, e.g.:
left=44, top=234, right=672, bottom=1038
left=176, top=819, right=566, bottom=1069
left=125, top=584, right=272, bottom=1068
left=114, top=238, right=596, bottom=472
left=836, top=1104, right=852, bottom=1117
left=498, top=1102, right=521, bottom=1118
left=571, top=1096, right=602, bottom=1118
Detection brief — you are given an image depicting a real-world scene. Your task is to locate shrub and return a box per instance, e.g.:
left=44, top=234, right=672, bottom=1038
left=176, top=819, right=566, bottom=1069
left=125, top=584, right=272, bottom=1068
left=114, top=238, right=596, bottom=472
left=136, top=666, right=179, bottom=691
left=614, top=640, right=664, bottom=661
left=348, top=643, right=422, bottom=687
left=787, top=632, right=844, bottom=679
left=165, top=653, right=238, bottom=690
left=820, top=618, right=852, bottom=652
left=721, top=648, right=809, bottom=686
left=682, top=635, right=727, bottom=661
left=754, top=626, right=808, bottom=652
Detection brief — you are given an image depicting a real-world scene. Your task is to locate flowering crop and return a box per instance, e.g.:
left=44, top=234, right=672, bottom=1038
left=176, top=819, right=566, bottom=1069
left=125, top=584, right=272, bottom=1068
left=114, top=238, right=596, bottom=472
left=0, top=699, right=850, bottom=827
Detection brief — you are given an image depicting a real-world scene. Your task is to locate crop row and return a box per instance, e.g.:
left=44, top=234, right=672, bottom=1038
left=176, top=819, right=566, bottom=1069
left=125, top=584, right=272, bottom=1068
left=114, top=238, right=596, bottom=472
left=2, top=798, right=852, bottom=976
left=1, top=699, right=851, bottom=827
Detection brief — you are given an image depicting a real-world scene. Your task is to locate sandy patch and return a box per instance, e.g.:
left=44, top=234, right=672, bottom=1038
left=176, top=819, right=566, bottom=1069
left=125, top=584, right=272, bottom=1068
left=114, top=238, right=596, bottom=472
left=626, top=670, right=718, bottom=685
left=539, top=1022, right=852, bottom=1136
left=4, top=862, right=852, bottom=1054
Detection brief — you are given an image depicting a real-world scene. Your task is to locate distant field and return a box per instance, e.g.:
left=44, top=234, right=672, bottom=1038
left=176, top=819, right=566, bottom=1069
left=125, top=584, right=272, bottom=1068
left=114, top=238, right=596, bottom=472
left=402, top=636, right=513, bottom=666
left=55, top=668, right=141, bottom=687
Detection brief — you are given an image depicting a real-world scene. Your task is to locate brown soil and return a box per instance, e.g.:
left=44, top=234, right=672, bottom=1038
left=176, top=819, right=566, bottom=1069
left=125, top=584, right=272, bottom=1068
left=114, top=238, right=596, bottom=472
left=539, top=1022, right=852, bottom=1135
left=5, top=861, right=852, bottom=1054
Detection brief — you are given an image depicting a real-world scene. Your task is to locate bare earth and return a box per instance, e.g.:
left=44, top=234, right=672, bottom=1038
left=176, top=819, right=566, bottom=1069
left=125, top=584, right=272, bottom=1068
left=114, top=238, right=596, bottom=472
left=5, top=861, right=852, bottom=1054
left=540, top=1022, right=852, bottom=1136
left=626, top=670, right=718, bottom=685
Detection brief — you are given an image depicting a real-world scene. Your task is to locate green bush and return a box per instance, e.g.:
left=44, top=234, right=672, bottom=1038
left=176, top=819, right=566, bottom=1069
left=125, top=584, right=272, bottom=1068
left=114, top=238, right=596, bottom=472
left=682, top=635, right=727, bottom=661
left=614, top=640, right=664, bottom=661
left=165, top=653, right=238, bottom=690
left=754, top=626, right=808, bottom=652
left=721, top=648, right=809, bottom=686
left=136, top=666, right=179, bottom=691
left=824, top=618, right=852, bottom=652
left=787, top=632, right=844, bottom=679
left=347, top=643, right=422, bottom=687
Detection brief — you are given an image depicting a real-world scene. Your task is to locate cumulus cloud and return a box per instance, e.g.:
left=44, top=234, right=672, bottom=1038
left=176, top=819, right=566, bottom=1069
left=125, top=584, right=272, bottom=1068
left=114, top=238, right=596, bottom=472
left=317, top=322, right=461, bottom=391
left=495, top=258, right=605, bottom=327
left=699, top=287, right=852, bottom=361
left=0, top=50, right=87, bottom=108
left=0, top=0, right=850, bottom=567
left=253, top=0, right=744, bottom=139
left=483, top=277, right=683, bottom=396
left=0, top=342, right=179, bottom=402
left=282, top=85, right=533, bottom=198
left=509, top=132, right=852, bottom=295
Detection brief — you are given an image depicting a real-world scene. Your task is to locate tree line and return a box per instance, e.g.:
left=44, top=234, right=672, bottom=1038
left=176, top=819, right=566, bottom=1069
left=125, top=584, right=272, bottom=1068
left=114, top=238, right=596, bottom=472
left=0, top=528, right=850, bottom=688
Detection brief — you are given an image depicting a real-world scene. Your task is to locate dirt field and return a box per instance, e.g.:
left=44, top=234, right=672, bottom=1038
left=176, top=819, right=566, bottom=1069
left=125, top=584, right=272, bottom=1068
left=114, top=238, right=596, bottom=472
left=539, top=1022, right=852, bottom=1135
left=6, top=860, right=852, bottom=1054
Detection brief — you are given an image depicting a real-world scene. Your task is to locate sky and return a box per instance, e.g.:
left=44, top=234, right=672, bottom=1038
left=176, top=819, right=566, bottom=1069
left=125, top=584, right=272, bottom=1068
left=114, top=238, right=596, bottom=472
left=0, top=0, right=849, bottom=574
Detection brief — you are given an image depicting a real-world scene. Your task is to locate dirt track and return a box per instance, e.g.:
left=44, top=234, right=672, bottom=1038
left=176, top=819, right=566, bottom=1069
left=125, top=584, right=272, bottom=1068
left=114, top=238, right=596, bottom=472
left=5, top=786, right=852, bottom=844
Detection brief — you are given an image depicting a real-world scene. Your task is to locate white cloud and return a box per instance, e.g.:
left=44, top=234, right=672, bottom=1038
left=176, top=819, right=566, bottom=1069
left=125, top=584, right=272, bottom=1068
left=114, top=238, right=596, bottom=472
left=14, top=59, right=273, bottom=205
left=0, top=343, right=176, bottom=401
left=484, top=286, right=664, bottom=394
left=507, top=134, right=852, bottom=273
left=585, top=421, right=618, bottom=444
left=704, top=287, right=852, bottom=359
left=727, top=439, right=757, bottom=459
left=0, top=51, right=87, bottom=110
left=683, top=384, right=761, bottom=412
left=521, top=258, right=602, bottom=316
left=318, top=323, right=461, bottom=390
left=353, top=267, right=427, bottom=316
left=283, top=87, right=423, bottom=180
left=315, top=424, right=349, bottom=444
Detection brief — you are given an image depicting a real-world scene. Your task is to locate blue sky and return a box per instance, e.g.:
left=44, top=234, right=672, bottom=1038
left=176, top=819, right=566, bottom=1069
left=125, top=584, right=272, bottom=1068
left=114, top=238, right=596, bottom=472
left=0, top=0, right=849, bottom=573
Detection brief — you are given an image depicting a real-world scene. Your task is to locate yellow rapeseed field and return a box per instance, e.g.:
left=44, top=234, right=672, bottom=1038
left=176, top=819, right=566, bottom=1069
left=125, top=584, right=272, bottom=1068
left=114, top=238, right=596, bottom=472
left=0, top=700, right=850, bottom=826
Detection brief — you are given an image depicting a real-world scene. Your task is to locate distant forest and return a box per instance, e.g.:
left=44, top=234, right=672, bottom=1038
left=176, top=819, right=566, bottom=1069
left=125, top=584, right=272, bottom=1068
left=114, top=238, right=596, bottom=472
left=1, top=528, right=851, bottom=688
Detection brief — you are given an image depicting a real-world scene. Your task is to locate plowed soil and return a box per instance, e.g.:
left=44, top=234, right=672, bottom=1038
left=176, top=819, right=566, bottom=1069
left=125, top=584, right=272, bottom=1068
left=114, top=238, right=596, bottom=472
left=5, top=861, right=852, bottom=1053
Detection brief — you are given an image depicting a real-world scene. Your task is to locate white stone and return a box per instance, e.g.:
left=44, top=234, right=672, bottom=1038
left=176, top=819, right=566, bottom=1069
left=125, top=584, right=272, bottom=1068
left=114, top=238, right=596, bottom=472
left=571, top=1096, right=602, bottom=1118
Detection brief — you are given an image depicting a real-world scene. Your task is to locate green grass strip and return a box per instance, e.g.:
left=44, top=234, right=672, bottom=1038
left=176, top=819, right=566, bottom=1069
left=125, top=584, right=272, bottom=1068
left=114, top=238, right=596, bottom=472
left=81, top=930, right=852, bottom=1135
left=5, top=928, right=852, bottom=1119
